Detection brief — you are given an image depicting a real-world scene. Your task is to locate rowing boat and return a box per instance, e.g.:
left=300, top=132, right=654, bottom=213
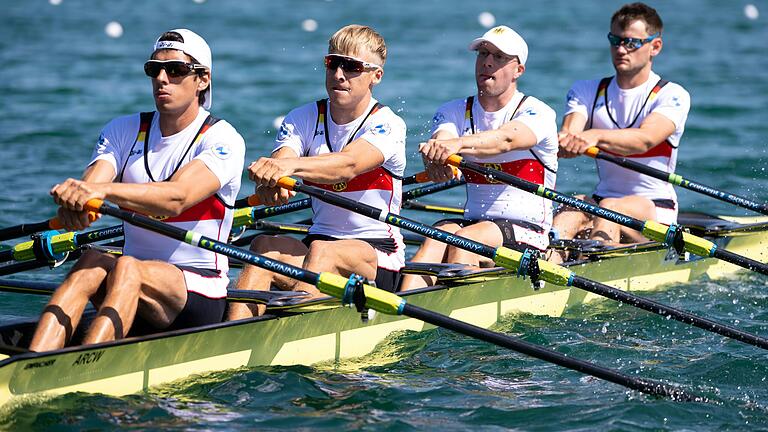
left=0, top=212, right=765, bottom=408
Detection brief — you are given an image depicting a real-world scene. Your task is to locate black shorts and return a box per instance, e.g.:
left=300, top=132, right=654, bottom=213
left=592, top=194, right=676, bottom=210
left=303, top=234, right=401, bottom=293
left=437, top=218, right=545, bottom=252
left=167, top=266, right=227, bottom=330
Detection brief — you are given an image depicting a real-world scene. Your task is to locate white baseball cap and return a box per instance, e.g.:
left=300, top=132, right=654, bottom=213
left=468, top=25, right=528, bottom=66
left=153, top=28, right=213, bottom=109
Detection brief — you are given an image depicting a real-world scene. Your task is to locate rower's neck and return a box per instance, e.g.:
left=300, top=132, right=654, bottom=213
left=615, top=65, right=652, bottom=89
left=330, top=93, right=372, bottom=125
left=478, top=85, right=517, bottom=113
left=159, top=104, right=201, bottom=137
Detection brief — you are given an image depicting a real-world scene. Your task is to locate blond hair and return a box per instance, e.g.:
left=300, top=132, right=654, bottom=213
left=328, top=25, right=387, bottom=65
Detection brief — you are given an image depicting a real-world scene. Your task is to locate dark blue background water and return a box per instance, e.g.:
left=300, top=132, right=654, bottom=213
left=1, top=0, right=768, bottom=429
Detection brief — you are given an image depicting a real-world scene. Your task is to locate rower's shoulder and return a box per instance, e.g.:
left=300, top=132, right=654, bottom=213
left=518, top=94, right=557, bottom=117
left=100, top=112, right=145, bottom=135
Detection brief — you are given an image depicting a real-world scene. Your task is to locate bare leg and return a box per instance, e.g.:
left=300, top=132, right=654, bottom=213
left=445, top=221, right=503, bottom=267
left=591, top=196, right=657, bottom=245
left=29, top=249, right=117, bottom=352
left=227, top=235, right=308, bottom=320
left=399, top=222, right=461, bottom=291
left=301, top=239, right=377, bottom=290
left=83, top=257, right=187, bottom=345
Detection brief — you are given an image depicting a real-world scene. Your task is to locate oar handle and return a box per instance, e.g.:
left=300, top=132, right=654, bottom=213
left=84, top=199, right=105, bottom=213
left=48, top=211, right=98, bottom=230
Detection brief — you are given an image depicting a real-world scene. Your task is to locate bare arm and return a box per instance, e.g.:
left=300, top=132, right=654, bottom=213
left=420, top=120, right=538, bottom=165
left=52, top=160, right=222, bottom=218
left=248, top=138, right=385, bottom=186
left=559, top=112, right=676, bottom=157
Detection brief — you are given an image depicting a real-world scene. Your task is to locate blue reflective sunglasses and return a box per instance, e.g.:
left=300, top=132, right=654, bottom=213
left=607, top=32, right=660, bottom=50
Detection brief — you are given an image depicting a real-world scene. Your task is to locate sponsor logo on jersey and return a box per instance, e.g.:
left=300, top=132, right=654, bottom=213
left=333, top=182, right=347, bottom=192
left=129, top=148, right=143, bottom=157
left=96, top=135, right=108, bottom=154
left=372, top=123, right=391, bottom=136
left=520, top=107, right=537, bottom=116
left=278, top=123, right=290, bottom=140
left=432, top=112, right=445, bottom=125
left=213, top=144, right=231, bottom=160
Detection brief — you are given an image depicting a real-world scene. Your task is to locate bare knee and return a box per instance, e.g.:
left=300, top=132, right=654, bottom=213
left=108, top=256, right=142, bottom=288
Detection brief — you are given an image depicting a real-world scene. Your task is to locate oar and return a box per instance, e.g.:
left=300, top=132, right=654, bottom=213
left=274, top=177, right=768, bottom=352
left=0, top=212, right=98, bottom=242
left=444, top=155, right=768, bottom=277
left=233, top=169, right=457, bottom=208
left=402, top=200, right=464, bottom=215
left=585, top=147, right=768, bottom=215
left=83, top=198, right=695, bottom=400
left=0, top=225, right=124, bottom=264
left=233, top=175, right=465, bottom=228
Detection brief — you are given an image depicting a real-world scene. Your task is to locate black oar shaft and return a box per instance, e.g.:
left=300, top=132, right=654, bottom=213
left=452, top=157, right=768, bottom=277
left=403, top=178, right=465, bottom=201
left=87, top=198, right=694, bottom=400
left=290, top=180, right=768, bottom=352
left=456, top=159, right=647, bottom=232
left=591, top=150, right=768, bottom=215
left=402, top=303, right=694, bottom=400
left=0, top=221, right=51, bottom=242
left=572, top=276, right=768, bottom=349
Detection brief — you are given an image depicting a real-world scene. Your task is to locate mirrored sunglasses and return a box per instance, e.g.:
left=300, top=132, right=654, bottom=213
left=607, top=32, right=660, bottom=50
left=144, top=60, right=206, bottom=78
left=324, top=54, right=381, bottom=73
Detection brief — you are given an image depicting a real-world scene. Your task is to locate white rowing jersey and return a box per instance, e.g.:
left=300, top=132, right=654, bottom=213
left=431, top=92, right=558, bottom=231
left=89, top=109, right=245, bottom=297
left=564, top=71, right=691, bottom=202
left=274, top=98, right=407, bottom=271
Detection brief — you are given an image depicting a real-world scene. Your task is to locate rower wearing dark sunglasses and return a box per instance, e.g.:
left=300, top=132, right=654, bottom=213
left=30, top=29, right=246, bottom=351
left=400, top=25, right=559, bottom=291
left=551, top=2, right=690, bottom=262
left=227, top=25, right=406, bottom=319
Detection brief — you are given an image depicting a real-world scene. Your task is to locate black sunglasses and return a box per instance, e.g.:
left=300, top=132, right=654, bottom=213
left=144, top=60, right=206, bottom=78
left=324, top=54, right=381, bottom=73
left=606, top=32, right=660, bottom=50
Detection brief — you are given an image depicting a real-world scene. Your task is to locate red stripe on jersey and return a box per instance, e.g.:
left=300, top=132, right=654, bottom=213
left=464, top=159, right=545, bottom=185
left=305, top=167, right=394, bottom=193
left=162, top=195, right=227, bottom=223
left=604, top=140, right=674, bottom=159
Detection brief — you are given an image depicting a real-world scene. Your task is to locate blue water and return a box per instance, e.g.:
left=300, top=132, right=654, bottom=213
left=1, top=0, right=768, bottom=429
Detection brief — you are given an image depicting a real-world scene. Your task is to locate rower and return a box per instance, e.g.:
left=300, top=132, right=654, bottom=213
left=400, top=25, right=558, bottom=291
left=551, top=2, right=691, bottom=262
left=226, top=25, right=406, bottom=319
left=29, top=29, right=245, bottom=351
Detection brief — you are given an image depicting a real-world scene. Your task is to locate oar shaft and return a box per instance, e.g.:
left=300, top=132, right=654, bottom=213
left=448, top=156, right=768, bottom=277
left=572, top=276, right=768, bottom=350
left=402, top=303, right=694, bottom=400
left=85, top=198, right=693, bottom=400
left=284, top=178, right=768, bottom=352
left=587, top=148, right=768, bottom=215
left=0, top=221, right=51, bottom=243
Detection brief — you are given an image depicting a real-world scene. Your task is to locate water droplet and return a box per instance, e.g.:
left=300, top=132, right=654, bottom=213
left=104, top=21, right=123, bottom=38
left=478, top=12, right=496, bottom=28
left=302, top=19, right=318, bottom=32
left=744, top=4, right=759, bottom=20
left=49, top=0, right=62, bottom=4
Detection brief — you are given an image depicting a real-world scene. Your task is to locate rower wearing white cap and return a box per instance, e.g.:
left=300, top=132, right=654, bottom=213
left=30, top=29, right=246, bottom=351
left=400, top=25, right=558, bottom=291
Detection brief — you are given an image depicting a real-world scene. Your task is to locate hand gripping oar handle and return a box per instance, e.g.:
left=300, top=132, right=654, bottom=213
left=82, top=198, right=695, bottom=400
left=275, top=176, right=768, bottom=352
left=232, top=168, right=457, bottom=209
left=0, top=212, right=98, bottom=242
left=585, top=147, right=768, bottom=216
left=445, top=155, right=768, bottom=277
